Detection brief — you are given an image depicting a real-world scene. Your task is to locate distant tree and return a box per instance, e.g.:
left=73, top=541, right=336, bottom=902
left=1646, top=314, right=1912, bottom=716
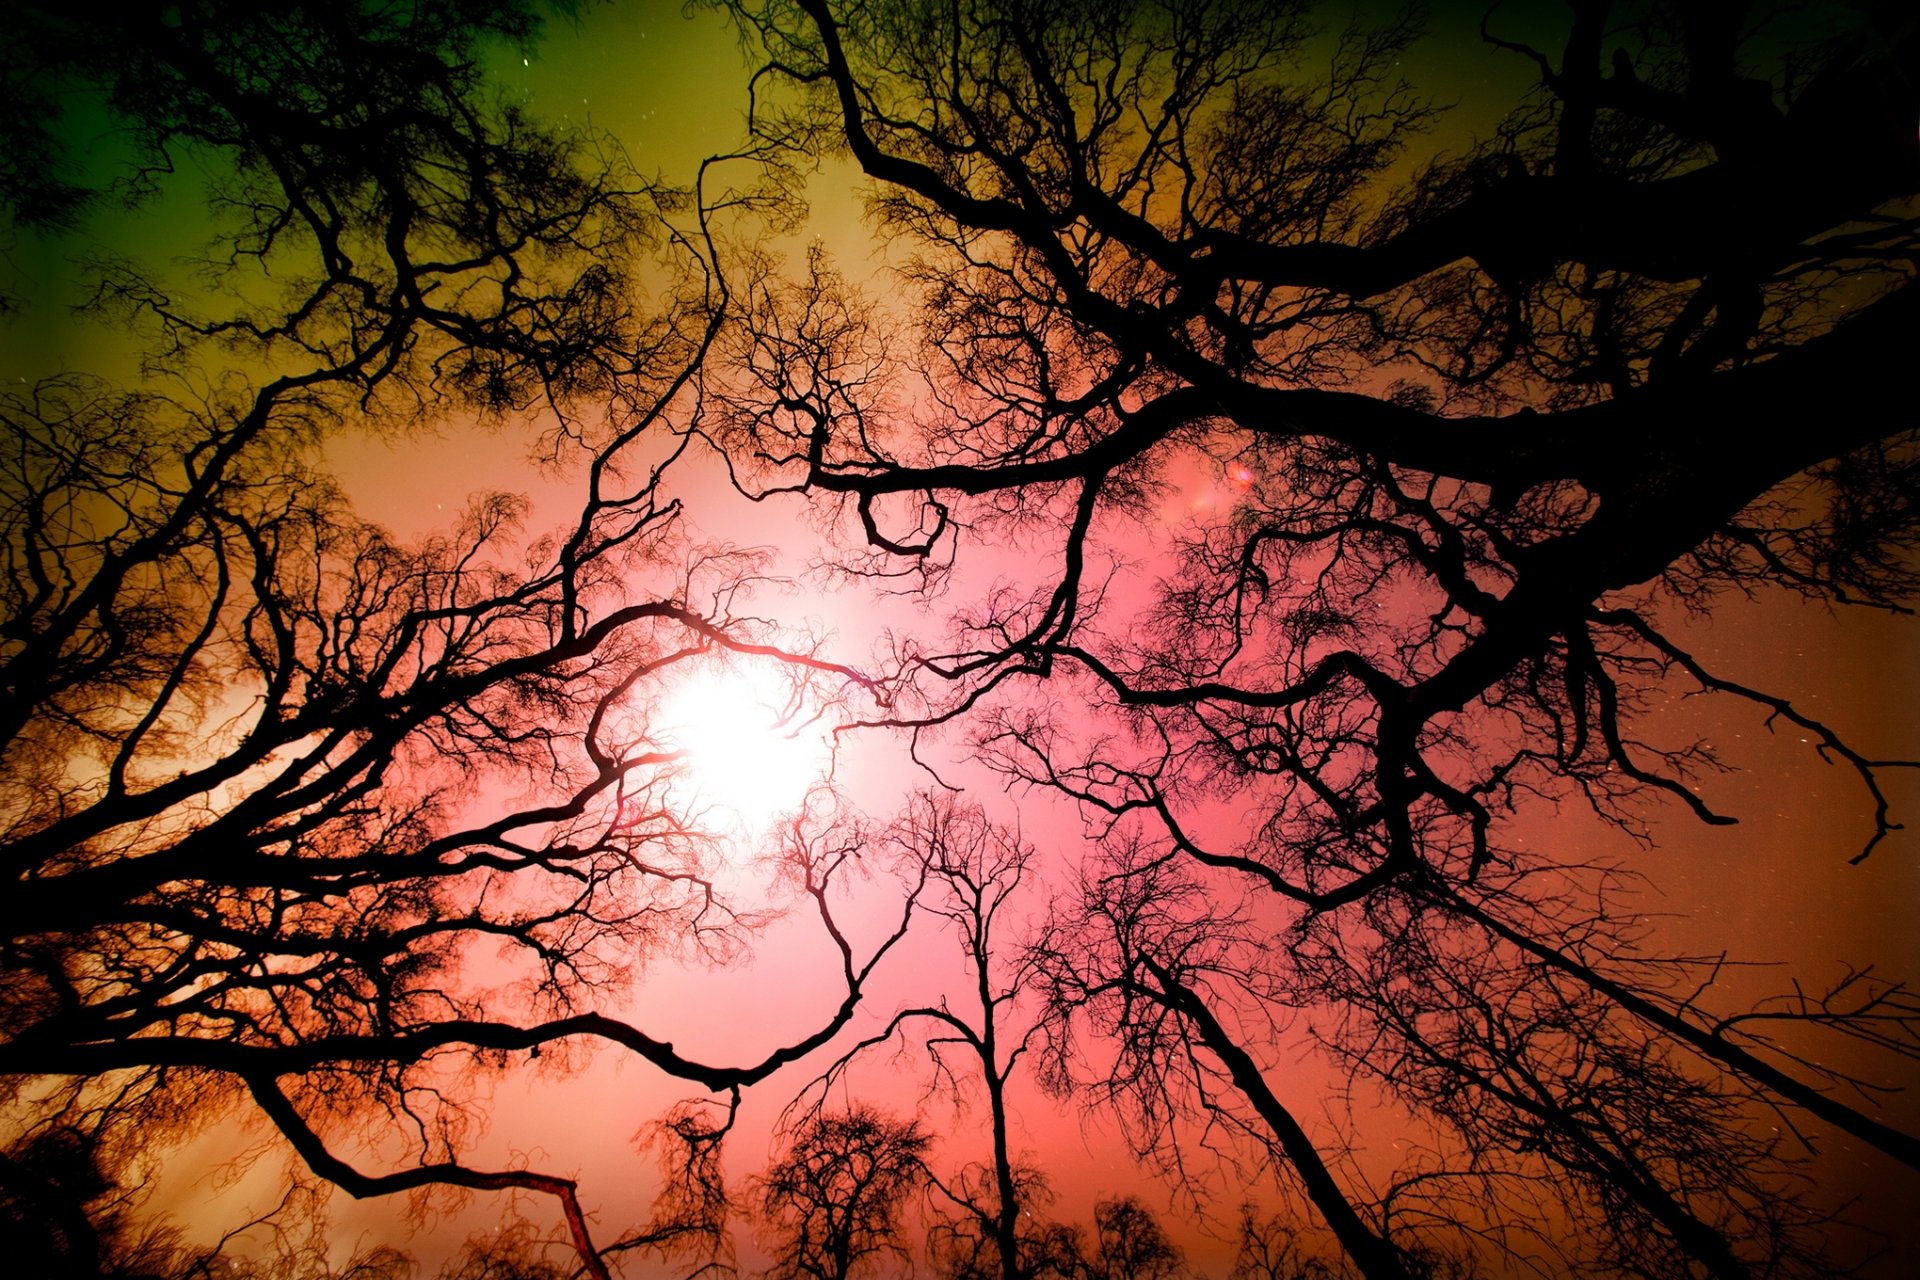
left=799, top=793, right=1060, bottom=1280
left=0, top=1125, right=179, bottom=1280
left=1083, top=1196, right=1187, bottom=1280
left=926, top=1192, right=1185, bottom=1280
left=432, top=1220, right=575, bottom=1280
left=1228, top=1206, right=1340, bottom=1280
left=754, top=1104, right=932, bottom=1280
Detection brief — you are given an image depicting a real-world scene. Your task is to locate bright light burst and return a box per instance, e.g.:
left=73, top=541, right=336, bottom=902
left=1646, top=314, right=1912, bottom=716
left=654, top=659, right=834, bottom=835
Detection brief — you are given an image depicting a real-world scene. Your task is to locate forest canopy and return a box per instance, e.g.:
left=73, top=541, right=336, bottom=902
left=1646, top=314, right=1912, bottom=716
left=2, top=1, right=1916, bottom=1277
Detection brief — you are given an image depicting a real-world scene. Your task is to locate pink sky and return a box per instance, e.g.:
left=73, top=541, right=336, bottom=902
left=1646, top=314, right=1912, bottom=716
left=9, top=2, right=1917, bottom=1275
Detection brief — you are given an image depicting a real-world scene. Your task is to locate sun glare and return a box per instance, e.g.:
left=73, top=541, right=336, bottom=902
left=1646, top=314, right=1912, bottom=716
left=654, top=660, right=834, bottom=835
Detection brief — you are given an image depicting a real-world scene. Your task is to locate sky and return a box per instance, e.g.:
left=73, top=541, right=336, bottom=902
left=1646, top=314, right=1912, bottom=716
left=6, top=1, right=1918, bottom=1276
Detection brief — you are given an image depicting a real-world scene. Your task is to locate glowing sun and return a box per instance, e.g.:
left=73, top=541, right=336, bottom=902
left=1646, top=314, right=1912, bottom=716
left=654, top=659, right=834, bottom=834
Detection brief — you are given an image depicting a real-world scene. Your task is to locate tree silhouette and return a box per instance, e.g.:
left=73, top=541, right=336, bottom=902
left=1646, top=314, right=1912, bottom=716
left=6, top=0, right=1918, bottom=1275
left=0, top=3, right=905, bottom=1274
left=1081, top=1195, right=1189, bottom=1280
left=0, top=1125, right=184, bottom=1280
left=1227, top=1206, right=1340, bottom=1280
left=754, top=1103, right=932, bottom=1280
left=766, top=801, right=1218, bottom=1280
left=795, top=793, right=1076, bottom=1280
left=1033, top=838, right=1428, bottom=1280
left=715, top=0, right=1920, bottom=1274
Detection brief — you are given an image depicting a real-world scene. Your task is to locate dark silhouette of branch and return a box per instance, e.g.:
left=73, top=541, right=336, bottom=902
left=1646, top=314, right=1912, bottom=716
left=709, top=6, right=1919, bottom=1268
left=0, top=3, right=896, bottom=1273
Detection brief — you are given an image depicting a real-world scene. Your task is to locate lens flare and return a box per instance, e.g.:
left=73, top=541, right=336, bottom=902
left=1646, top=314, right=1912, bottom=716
left=654, top=660, right=832, bottom=835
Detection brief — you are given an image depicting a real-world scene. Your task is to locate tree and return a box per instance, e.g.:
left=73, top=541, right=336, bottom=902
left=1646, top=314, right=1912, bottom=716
left=0, top=1124, right=187, bottom=1280
left=1303, top=865, right=1844, bottom=1278
left=798, top=793, right=1060, bottom=1280
left=715, top=0, right=1920, bottom=1274
left=0, top=3, right=910, bottom=1274
left=1082, top=1195, right=1188, bottom=1280
left=1228, top=1206, right=1340, bottom=1280
left=9, top=0, right=1919, bottom=1274
left=754, top=1104, right=932, bottom=1280
left=1226, top=1209, right=1485, bottom=1280
left=1033, top=838, right=1428, bottom=1280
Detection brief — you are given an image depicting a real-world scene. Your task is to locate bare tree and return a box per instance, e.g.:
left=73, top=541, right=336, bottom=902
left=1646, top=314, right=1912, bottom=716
left=1033, top=839, right=1424, bottom=1280
left=710, top=0, right=1920, bottom=1272
left=1229, top=1206, right=1341, bottom=1280
left=793, top=793, right=1061, bottom=1280
left=0, top=2, right=909, bottom=1274
left=1082, top=1195, right=1188, bottom=1280
left=754, top=1104, right=932, bottom=1280
left=10, top=0, right=1920, bottom=1273
left=1296, top=873, right=1838, bottom=1279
